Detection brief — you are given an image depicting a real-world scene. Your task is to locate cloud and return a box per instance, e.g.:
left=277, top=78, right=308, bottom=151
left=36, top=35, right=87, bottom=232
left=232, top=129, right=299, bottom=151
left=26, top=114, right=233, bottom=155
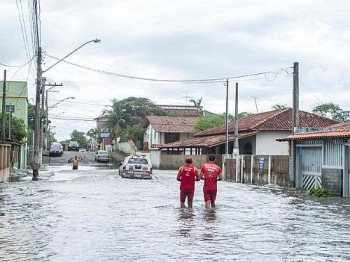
left=2, top=0, right=350, bottom=141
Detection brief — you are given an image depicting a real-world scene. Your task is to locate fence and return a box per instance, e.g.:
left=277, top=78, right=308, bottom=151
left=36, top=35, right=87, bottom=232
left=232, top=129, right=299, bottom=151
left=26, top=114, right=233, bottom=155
left=225, top=155, right=289, bottom=187
left=0, top=143, right=11, bottom=182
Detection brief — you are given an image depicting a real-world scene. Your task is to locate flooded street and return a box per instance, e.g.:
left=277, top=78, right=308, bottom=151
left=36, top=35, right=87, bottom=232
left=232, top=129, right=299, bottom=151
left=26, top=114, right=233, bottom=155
left=1, top=165, right=350, bottom=261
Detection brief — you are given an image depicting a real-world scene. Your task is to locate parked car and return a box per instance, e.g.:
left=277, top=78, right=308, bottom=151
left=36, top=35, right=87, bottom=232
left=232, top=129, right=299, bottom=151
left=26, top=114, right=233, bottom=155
left=79, top=148, right=87, bottom=152
left=119, top=154, right=153, bottom=179
left=68, top=141, right=79, bottom=151
left=49, top=142, right=63, bottom=157
left=95, top=150, right=109, bottom=163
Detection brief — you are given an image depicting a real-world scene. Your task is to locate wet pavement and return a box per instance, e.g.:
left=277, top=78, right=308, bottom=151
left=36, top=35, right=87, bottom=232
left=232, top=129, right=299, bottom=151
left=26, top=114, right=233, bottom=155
left=1, top=165, right=350, bottom=261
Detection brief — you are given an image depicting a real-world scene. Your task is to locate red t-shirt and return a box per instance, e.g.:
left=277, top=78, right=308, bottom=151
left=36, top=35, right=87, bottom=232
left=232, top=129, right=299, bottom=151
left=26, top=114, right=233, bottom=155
left=177, top=164, right=197, bottom=190
left=201, top=162, right=222, bottom=190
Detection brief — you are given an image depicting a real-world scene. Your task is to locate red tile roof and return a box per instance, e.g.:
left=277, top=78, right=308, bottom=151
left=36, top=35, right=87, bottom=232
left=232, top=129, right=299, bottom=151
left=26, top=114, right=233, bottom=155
left=194, top=108, right=338, bottom=137
left=147, top=116, right=198, bottom=133
left=160, top=132, right=258, bottom=148
left=277, top=120, right=350, bottom=141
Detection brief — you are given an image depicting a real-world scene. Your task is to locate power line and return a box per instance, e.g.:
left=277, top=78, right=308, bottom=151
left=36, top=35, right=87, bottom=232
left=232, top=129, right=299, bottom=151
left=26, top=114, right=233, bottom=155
left=45, top=53, right=292, bottom=84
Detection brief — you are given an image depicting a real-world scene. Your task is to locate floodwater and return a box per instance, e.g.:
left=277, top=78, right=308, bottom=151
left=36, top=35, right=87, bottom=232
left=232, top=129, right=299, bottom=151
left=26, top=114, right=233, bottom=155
left=1, top=165, right=350, bottom=261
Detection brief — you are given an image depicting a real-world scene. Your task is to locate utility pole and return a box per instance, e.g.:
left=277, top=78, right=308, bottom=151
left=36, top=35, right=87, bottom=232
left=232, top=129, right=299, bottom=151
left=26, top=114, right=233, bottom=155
left=1, top=70, right=6, bottom=141
left=293, top=62, right=299, bottom=131
left=44, top=82, right=62, bottom=148
left=225, top=79, right=229, bottom=155
left=233, top=83, right=239, bottom=156
left=31, top=46, right=42, bottom=181
left=253, top=96, right=259, bottom=113
left=291, top=62, right=299, bottom=188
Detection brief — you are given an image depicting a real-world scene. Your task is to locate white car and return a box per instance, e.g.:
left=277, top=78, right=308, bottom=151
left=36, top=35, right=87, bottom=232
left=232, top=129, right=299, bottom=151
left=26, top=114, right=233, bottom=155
left=94, top=150, right=109, bottom=163
left=119, top=155, right=153, bottom=179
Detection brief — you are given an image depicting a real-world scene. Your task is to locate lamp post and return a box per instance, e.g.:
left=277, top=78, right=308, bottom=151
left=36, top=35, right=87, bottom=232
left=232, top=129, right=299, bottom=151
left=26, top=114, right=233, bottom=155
left=31, top=39, right=100, bottom=181
left=45, top=96, right=75, bottom=148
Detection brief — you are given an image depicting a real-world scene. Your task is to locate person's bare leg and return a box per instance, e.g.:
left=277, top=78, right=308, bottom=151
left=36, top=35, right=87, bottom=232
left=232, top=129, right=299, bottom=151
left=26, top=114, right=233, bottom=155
left=205, top=201, right=211, bottom=209
left=181, top=202, right=186, bottom=208
left=211, top=201, right=216, bottom=208
left=188, top=201, right=193, bottom=208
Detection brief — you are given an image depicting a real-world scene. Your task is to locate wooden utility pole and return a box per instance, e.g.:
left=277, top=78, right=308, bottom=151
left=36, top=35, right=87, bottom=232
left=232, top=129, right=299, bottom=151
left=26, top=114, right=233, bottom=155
left=1, top=70, right=6, bottom=141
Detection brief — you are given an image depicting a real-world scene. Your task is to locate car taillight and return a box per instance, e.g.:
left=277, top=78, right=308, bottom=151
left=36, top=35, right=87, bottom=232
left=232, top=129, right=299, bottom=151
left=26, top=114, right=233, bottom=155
left=142, top=165, right=149, bottom=171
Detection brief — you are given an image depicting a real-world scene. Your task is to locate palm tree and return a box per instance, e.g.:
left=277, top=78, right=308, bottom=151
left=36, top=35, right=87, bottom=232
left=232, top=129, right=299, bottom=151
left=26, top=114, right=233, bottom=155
left=189, top=97, right=203, bottom=114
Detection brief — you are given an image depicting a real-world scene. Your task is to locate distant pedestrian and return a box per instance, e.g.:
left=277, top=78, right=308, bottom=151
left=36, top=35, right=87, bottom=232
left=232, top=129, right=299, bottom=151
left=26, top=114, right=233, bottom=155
left=200, top=155, right=223, bottom=209
left=72, top=155, right=82, bottom=170
left=177, top=156, right=200, bottom=208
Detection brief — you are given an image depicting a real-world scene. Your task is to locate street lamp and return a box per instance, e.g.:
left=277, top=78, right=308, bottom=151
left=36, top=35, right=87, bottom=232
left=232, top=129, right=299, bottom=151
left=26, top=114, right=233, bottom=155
left=43, top=39, right=101, bottom=73
left=48, top=96, right=75, bottom=110
left=31, top=39, right=100, bottom=181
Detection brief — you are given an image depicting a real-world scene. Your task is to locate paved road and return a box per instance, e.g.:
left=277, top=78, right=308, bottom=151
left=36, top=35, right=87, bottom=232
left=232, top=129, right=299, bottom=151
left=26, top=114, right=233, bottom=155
left=48, top=150, right=113, bottom=167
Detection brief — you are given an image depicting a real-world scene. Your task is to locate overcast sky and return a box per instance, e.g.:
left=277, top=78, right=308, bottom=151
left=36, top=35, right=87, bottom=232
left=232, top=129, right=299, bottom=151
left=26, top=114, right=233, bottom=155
left=1, top=0, right=350, bottom=141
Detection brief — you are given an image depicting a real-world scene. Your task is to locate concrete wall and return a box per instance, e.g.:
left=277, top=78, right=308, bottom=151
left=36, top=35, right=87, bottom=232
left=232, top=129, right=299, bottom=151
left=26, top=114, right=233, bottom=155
left=322, top=168, right=342, bottom=196
left=159, top=154, right=208, bottom=170
left=256, top=131, right=290, bottom=155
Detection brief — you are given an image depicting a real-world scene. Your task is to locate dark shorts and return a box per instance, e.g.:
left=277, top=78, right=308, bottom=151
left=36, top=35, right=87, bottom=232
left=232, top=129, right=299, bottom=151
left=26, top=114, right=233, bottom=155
left=180, top=189, right=194, bottom=203
left=203, top=188, right=217, bottom=202
left=72, top=165, right=78, bottom=170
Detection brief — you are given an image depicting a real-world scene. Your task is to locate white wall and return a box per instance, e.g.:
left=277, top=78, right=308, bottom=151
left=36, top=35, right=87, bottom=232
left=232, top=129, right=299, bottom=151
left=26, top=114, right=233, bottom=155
left=255, top=131, right=290, bottom=155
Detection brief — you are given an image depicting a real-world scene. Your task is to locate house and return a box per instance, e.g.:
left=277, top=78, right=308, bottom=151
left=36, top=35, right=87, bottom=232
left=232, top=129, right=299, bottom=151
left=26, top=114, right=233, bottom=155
left=277, top=121, right=350, bottom=197
left=159, top=108, right=338, bottom=156
left=143, top=105, right=204, bottom=151
left=143, top=116, right=198, bottom=150
left=0, top=81, right=28, bottom=170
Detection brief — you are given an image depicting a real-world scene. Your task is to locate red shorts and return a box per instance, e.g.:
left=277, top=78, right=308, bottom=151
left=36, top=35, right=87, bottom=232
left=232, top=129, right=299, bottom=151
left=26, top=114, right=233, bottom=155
left=180, top=189, right=194, bottom=203
left=203, top=188, right=217, bottom=202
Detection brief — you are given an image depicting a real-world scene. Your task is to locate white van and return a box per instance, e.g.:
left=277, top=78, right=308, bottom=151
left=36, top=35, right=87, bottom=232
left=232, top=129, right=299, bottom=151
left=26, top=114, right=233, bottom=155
left=49, top=142, right=63, bottom=157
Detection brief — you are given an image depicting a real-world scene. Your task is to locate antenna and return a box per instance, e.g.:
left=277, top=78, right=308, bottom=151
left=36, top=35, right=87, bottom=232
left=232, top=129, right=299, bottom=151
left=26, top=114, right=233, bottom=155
left=181, top=91, right=191, bottom=106
left=253, top=96, right=259, bottom=113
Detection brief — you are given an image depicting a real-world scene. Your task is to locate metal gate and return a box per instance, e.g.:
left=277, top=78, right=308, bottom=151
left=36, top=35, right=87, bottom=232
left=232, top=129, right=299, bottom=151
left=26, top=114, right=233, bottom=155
left=301, top=147, right=322, bottom=190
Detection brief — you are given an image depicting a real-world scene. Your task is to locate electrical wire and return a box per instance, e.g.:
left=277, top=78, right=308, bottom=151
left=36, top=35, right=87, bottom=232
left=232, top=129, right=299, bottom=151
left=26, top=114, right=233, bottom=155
left=45, top=53, right=292, bottom=84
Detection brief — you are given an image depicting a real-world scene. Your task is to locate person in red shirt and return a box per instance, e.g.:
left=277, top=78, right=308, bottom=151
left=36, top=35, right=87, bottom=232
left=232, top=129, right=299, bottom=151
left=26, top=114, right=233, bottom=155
left=200, top=155, right=223, bottom=209
left=177, top=156, right=200, bottom=208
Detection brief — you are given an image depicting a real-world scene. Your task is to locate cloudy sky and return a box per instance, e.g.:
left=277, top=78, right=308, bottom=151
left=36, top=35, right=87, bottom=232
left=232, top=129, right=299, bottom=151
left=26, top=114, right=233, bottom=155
left=1, top=0, right=350, bottom=141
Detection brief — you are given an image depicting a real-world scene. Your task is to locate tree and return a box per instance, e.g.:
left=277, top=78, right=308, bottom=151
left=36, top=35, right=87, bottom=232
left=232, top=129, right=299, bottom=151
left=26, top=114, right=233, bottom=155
left=194, top=115, right=226, bottom=132
left=70, top=130, right=87, bottom=147
left=189, top=97, right=203, bottom=113
left=272, top=104, right=287, bottom=110
left=103, top=97, right=167, bottom=145
left=237, top=112, right=252, bottom=119
left=312, top=103, right=348, bottom=121
left=0, top=114, right=27, bottom=142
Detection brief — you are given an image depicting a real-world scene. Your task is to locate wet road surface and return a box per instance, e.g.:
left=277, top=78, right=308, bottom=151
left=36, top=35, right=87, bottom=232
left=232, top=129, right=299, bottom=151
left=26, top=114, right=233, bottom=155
left=1, top=164, right=350, bottom=261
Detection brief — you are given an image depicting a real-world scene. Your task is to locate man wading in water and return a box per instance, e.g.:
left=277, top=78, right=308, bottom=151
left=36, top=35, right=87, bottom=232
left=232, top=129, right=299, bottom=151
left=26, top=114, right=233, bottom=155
left=72, top=155, right=82, bottom=170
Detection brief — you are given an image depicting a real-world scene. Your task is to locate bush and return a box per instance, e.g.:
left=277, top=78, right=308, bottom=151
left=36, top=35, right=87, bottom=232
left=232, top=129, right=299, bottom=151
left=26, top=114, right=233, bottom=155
left=310, top=186, right=330, bottom=197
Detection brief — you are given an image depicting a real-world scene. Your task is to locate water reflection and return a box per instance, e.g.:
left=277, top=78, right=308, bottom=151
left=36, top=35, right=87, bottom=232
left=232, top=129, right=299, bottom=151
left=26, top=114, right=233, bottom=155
left=1, top=168, right=350, bottom=261
left=177, top=208, right=195, bottom=238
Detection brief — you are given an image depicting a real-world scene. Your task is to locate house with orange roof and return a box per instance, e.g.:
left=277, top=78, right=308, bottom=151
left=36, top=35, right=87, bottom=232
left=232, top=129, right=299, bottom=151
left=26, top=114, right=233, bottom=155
left=160, top=108, right=338, bottom=156
left=277, top=121, right=350, bottom=197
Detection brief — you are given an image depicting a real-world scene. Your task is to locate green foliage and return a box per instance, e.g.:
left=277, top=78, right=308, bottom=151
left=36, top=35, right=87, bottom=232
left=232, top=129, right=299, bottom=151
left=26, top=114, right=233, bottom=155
left=28, top=103, right=35, bottom=131
left=310, top=186, right=330, bottom=197
left=103, top=97, right=167, bottom=146
left=237, top=112, right=252, bottom=119
left=312, top=102, right=349, bottom=121
left=272, top=104, right=287, bottom=110
left=86, top=128, right=99, bottom=139
left=0, top=114, right=28, bottom=142
left=70, top=130, right=87, bottom=147
left=194, top=115, right=226, bottom=132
